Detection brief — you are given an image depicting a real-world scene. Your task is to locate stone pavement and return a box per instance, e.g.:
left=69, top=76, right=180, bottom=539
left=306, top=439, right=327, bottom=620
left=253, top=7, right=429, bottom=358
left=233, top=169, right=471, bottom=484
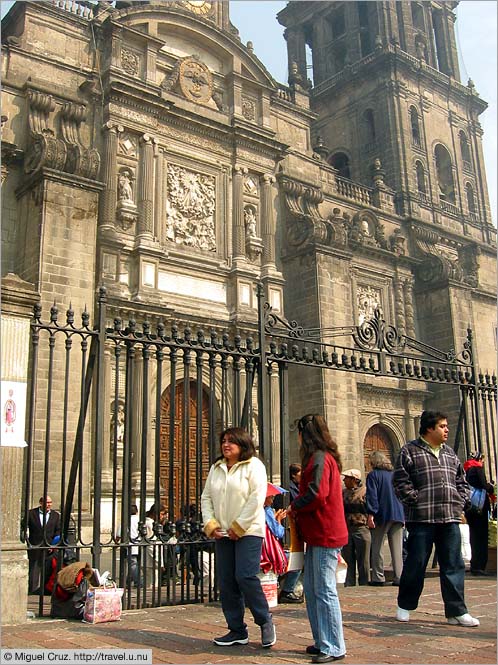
left=1, top=573, right=496, bottom=664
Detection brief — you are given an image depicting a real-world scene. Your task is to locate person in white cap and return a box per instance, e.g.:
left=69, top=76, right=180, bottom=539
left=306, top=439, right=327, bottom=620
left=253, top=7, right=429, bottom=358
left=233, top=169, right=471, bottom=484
left=341, top=469, right=371, bottom=586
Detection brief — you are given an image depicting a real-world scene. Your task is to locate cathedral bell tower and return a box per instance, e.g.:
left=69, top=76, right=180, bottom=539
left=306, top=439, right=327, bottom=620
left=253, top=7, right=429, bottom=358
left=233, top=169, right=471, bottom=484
left=278, top=1, right=493, bottom=242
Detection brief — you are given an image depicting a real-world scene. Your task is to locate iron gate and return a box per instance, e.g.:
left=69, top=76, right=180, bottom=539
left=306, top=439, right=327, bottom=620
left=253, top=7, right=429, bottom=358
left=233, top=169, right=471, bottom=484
left=21, top=285, right=496, bottom=615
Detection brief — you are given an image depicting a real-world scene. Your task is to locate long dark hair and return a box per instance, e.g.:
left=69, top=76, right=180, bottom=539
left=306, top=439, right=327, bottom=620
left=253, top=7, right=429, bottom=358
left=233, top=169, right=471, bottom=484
left=297, top=414, right=342, bottom=471
left=216, top=427, right=257, bottom=462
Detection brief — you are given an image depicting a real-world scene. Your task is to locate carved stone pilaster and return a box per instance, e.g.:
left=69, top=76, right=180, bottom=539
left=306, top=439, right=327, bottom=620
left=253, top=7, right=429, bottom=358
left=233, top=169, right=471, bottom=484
left=260, top=173, right=276, bottom=268
left=99, top=122, right=122, bottom=233
left=137, top=134, right=155, bottom=238
left=394, top=276, right=406, bottom=337
left=232, top=165, right=247, bottom=260
left=403, top=278, right=416, bottom=338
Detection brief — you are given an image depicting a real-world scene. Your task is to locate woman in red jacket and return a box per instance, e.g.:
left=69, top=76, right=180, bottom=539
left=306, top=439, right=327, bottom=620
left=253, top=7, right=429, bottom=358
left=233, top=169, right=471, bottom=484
left=289, top=414, right=348, bottom=664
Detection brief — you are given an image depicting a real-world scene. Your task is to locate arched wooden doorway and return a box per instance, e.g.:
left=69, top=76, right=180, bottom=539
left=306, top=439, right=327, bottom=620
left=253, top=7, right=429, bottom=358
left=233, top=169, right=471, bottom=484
left=160, top=380, right=211, bottom=522
left=363, top=424, right=394, bottom=475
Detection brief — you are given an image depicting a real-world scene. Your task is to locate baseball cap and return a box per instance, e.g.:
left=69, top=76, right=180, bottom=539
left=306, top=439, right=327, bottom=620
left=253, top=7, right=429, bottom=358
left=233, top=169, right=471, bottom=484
left=266, top=483, right=288, bottom=497
left=342, top=468, right=362, bottom=481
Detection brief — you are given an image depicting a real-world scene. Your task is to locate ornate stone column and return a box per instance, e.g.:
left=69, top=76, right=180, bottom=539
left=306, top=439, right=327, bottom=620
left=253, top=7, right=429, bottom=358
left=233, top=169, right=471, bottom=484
left=232, top=165, right=247, bottom=262
left=154, top=146, right=165, bottom=244
left=137, top=134, right=155, bottom=239
left=260, top=173, right=276, bottom=272
left=98, top=122, right=121, bottom=235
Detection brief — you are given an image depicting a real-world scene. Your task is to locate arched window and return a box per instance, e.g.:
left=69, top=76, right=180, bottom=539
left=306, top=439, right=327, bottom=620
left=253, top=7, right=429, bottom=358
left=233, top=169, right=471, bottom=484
left=362, top=109, right=376, bottom=144
left=466, top=183, right=476, bottom=213
left=328, top=152, right=351, bottom=179
left=415, top=161, right=426, bottom=193
left=410, top=106, right=421, bottom=146
left=459, top=131, right=471, bottom=167
left=434, top=144, right=455, bottom=204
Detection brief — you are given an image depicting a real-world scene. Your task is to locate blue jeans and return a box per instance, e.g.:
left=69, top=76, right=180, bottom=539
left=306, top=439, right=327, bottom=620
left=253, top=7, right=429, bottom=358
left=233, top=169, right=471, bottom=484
left=215, top=536, right=271, bottom=634
left=282, top=568, right=301, bottom=594
left=304, top=546, right=346, bottom=657
left=398, top=522, right=467, bottom=617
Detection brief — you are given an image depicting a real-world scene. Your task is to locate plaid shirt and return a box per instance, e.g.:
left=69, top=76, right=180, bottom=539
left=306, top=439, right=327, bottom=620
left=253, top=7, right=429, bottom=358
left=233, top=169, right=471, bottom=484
left=393, top=438, right=469, bottom=524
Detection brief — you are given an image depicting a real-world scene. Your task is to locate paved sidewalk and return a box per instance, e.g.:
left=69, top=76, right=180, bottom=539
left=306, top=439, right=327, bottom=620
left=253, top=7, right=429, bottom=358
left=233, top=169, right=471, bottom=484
left=1, top=574, right=496, bottom=664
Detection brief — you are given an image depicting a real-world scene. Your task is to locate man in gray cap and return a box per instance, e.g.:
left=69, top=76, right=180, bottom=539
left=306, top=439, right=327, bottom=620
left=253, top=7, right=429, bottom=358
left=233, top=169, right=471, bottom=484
left=341, top=469, right=371, bottom=586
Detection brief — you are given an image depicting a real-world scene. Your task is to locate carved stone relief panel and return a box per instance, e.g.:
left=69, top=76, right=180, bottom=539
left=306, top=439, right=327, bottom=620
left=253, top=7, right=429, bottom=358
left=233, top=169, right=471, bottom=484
left=118, top=132, right=138, bottom=159
left=357, top=285, right=382, bottom=325
left=121, top=47, right=142, bottom=77
left=241, top=96, right=257, bottom=122
left=244, top=174, right=259, bottom=197
left=165, top=163, right=216, bottom=251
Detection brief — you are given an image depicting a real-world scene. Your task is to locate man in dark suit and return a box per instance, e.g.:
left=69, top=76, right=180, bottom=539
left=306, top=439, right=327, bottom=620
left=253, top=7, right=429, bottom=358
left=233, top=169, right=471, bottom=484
left=27, top=496, right=61, bottom=594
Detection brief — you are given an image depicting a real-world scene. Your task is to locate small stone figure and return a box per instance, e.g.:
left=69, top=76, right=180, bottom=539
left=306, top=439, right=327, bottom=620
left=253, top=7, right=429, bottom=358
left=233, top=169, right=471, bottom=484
left=244, top=206, right=257, bottom=238
left=118, top=172, right=133, bottom=203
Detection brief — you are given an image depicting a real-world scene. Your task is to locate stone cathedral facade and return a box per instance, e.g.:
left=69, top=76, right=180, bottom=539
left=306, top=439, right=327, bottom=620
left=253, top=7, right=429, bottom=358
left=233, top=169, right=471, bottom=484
left=1, top=0, right=496, bottom=493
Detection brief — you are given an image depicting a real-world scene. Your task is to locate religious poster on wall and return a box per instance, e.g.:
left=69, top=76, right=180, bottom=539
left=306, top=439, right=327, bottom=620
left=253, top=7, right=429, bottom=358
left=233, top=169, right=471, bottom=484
left=1, top=380, right=27, bottom=447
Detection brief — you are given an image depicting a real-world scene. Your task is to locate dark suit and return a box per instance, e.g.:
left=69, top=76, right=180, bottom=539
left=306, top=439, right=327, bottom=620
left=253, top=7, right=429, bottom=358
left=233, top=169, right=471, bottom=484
left=27, top=507, right=61, bottom=593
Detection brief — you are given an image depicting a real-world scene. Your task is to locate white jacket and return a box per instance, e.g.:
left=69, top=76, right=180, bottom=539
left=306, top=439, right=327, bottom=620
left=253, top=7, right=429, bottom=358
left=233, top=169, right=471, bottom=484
left=201, top=456, right=267, bottom=538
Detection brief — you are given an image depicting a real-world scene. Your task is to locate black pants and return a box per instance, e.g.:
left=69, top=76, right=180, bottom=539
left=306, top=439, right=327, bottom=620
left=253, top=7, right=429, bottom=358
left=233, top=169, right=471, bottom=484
left=465, top=510, right=489, bottom=572
left=398, top=522, right=466, bottom=617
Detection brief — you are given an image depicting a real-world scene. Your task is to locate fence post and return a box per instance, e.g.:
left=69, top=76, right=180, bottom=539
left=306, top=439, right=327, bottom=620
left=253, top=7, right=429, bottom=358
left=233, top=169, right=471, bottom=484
left=466, top=327, right=484, bottom=455
left=92, top=287, right=107, bottom=569
left=256, top=283, right=270, bottom=461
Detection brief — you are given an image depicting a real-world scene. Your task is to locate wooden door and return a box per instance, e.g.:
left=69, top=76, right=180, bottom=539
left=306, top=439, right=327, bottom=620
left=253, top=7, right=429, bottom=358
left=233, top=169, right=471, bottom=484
left=160, top=380, right=210, bottom=521
left=363, top=424, right=393, bottom=475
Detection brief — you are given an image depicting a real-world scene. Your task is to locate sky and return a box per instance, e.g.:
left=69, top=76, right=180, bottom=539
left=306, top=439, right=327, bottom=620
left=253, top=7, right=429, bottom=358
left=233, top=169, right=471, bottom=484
left=1, top=0, right=496, bottom=224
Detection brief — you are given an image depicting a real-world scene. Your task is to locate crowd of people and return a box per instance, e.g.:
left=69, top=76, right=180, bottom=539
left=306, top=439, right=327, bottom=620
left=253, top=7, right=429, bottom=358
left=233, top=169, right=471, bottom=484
left=198, top=409, right=493, bottom=660
left=26, top=409, right=494, bottom=660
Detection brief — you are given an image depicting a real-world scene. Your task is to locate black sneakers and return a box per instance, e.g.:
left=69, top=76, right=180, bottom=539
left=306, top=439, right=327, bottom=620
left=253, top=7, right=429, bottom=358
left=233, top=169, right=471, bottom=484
left=279, top=590, right=304, bottom=604
left=261, top=618, right=277, bottom=647
left=213, top=631, right=249, bottom=646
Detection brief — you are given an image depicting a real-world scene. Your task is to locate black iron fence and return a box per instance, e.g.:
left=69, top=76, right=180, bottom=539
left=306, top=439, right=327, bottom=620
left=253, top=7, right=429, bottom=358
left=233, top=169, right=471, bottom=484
left=20, top=286, right=496, bottom=615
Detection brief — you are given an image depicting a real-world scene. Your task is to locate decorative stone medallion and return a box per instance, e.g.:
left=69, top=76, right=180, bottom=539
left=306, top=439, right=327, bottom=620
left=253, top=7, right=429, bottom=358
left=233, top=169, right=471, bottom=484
left=179, top=57, right=213, bottom=104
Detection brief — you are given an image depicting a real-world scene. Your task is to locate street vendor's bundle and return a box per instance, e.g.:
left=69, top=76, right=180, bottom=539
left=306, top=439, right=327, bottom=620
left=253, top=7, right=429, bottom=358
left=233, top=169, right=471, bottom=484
left=50, top=562, right=99, bottom=619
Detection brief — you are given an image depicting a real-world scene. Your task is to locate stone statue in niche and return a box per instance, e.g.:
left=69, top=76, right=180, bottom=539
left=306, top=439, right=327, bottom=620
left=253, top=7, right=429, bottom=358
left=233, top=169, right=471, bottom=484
left=244, top=205, right=257, bottom=238
left=361, top=218, right=372, bottom=236
left=118, top=171, right=134, bottom=203
left=110, top=401, right=125, bottom=464
left=116, top=169, right=137, bottom=229
left=166, top=163, right=216, bottom=251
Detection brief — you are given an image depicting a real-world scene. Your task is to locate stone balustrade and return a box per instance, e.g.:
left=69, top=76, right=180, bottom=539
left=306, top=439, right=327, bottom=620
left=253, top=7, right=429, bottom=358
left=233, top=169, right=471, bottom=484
left=335, top=174, right=373, bottom=206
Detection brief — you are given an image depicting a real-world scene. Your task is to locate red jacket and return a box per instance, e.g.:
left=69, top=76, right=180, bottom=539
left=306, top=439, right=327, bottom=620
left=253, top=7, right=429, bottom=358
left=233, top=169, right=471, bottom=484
left=291, top=450, right=348, bottom=548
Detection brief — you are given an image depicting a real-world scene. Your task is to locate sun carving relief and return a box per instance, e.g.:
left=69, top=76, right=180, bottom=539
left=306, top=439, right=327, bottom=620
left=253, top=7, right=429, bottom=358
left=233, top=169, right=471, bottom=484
left=165, top=164, right=216, bottom=251
left=179, top=57, right=213, bottom=104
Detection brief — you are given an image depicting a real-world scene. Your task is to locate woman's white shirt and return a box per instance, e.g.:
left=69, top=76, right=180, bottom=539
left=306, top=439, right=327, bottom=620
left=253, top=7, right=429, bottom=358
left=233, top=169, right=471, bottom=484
left=201, top=456, right=267, bottom=538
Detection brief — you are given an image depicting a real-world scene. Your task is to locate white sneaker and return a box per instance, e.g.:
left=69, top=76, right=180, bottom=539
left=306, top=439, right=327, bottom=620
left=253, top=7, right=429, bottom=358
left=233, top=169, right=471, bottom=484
left=447, top=613, right=480, bottom=627
left=396, top=606, right=410, bottom=622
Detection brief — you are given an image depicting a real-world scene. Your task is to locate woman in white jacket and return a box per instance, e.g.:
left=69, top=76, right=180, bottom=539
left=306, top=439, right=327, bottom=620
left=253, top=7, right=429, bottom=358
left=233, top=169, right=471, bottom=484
left=201, top=427, right=276, bottom=649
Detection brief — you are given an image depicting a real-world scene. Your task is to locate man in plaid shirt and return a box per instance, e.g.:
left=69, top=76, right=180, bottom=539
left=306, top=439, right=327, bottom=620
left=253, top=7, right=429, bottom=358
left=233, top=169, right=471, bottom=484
left=393, top=410, right=479, bottom=627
